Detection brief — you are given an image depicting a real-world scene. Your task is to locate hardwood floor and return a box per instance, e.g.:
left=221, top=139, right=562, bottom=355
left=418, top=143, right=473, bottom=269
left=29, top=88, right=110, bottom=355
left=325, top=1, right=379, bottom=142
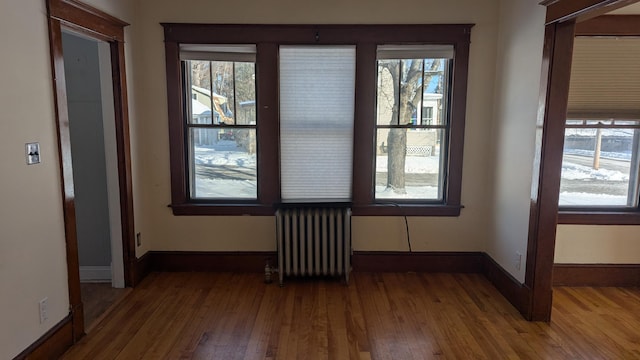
left=62, top=272, right=640, bottom=359
left=80, top=283, right=129, bottom=332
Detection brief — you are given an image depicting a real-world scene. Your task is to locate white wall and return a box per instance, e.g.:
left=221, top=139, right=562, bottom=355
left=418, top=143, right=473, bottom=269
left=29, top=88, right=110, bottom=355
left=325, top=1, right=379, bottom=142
left=63, top=32, right=113, bottom=267
left=134, top=0, right=499, bottom=254
left=0, top=2, right=70, bottom=357
left=487, top=0, right=546, bottom=282
left=556, top=225, right=640, bottom=263
left=0, top=0, right=135, bottom=358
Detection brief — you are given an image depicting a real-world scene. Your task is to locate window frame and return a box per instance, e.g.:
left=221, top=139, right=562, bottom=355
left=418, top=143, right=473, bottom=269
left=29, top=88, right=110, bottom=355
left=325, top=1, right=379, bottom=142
left=163, top=24, right=472, bottom=216
left=558, top=118, right=640, bottom=225
left=373, top=55, right=453, bottom=204
left=557, top=19, right=640, bottom=225
left=183, top=58, right=259, bottom=202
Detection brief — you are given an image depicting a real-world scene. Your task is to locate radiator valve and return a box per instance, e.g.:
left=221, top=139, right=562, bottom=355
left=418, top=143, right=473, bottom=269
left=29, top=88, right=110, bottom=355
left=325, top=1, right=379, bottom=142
left=264, top=262, right=273, bottom=284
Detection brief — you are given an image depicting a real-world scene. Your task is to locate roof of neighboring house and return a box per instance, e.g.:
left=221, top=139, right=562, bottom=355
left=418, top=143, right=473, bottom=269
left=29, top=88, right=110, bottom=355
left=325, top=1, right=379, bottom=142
left=192, top=85, right=227, bottom=103
left=192, top=98, right=211, bottom=116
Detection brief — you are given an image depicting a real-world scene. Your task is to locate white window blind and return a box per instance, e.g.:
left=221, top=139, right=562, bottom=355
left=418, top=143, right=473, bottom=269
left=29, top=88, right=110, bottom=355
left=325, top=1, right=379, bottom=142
left=279, top=46, right=356, bottom=202
left=179, top=44, right=256, bottom=62
left=568, top=37, right=640, bottom=118
left=376, top=44, right=454, bottom=60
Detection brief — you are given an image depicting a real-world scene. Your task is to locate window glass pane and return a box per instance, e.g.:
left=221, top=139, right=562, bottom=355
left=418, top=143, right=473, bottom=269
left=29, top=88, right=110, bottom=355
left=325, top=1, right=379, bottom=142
left=586, top=120, right=612, bottom=126
left=375, top=54, right=449, bottom=201
left=188, top=60, right=213, bottom=125
left=376, top=59, right=447, bottom=126
left=189, top=128, right=257, bottom=199
left=375, top=129, right=445, bottom=200
left=279, top=46, right=355, bottom=202
left=376, top=59, right=400, bottom=126
left=615, top=120, right=640, bottom=126
left=422, top=59, right=447, bottom=126
left=234, top=62, right=256, bottom=125
left=187, top=60, right=256, bottom=126
left=559, top=127, right=639, bottom=207
left=211, top=61, right=236, bottom=124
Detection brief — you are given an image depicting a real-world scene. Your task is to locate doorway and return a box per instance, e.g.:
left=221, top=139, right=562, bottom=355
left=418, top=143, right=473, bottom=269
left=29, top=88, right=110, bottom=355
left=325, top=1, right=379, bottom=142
left=61, top=30, right=126, bottom=329
left=46, top=0, right=135, bottom=340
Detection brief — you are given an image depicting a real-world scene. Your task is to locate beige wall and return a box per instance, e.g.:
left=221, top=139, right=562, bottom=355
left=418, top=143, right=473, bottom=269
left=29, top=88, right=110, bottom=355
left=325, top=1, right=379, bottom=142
left=135, top=0, right=499, bottom=254
left=3, top=0, right=633, bottom=356
left=0, top=0, right=135, bottom=358
left=555, top=225, right=640, bottom=263
left=0, top=1, right=69, bottom=357
left=487, top=0, right=546, bottom=282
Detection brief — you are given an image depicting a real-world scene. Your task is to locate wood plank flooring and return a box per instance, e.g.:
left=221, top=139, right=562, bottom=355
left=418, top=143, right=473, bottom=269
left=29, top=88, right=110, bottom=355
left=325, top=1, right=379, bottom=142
left=62, top=272, right=640, bottom=359
left=80, top=283, right=129, bottom=332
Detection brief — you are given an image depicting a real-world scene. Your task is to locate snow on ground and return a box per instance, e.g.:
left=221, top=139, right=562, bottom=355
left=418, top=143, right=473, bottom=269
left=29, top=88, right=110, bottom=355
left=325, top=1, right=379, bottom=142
left=195, top=178, right=256, bottom=198
left=375, top=185, right=438, bottom=199
left=561, top=162, right=628, bottom=181
left=193, top=142, right=257, bottom=198
left=376, top=155, right=440, bottom=174
left=565, top=148, right=632, bottom=161
left=192, top=143, right=632, bottom=205
left=558, top=192, right=627, bottom=206
left=194, top=141, right=256, bottom=168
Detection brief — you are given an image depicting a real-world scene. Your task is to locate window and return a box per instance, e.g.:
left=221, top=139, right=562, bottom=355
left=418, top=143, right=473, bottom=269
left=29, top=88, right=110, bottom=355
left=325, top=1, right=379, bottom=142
left=374, top=45, right=452, bottom=202
left=560, top=119, right=640, bottom=208
left=163, top=24, right=471, bottom=216
left=558, top=35, right=640, bottom=224
left=181, top=45, right=257, bottom=200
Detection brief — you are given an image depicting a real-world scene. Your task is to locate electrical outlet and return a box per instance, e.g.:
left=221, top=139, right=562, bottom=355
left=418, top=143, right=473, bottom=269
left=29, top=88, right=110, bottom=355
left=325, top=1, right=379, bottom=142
left=39, top=298, right=48, bottom=324
left=136, top=232, right=142, bottom=247
left=515, top=252, right=523, bottom=271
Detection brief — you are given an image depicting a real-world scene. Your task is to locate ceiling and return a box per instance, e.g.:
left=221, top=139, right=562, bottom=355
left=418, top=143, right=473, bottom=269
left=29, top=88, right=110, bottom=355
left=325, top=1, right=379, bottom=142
left=608, top=2, right=640, bottom=14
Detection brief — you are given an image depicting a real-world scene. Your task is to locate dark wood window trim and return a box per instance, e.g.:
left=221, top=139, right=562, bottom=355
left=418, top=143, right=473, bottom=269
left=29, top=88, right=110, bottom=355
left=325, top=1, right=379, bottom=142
left=575, top=15, right=640, bottom=36
left=557, top=15, right=640, bottom=226
left=163, top=24, right=472, bottom=216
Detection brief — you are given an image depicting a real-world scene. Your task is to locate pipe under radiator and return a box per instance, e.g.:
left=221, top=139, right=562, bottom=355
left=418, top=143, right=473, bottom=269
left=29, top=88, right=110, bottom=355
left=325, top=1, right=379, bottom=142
left=276, top=207, right=351, bottom=286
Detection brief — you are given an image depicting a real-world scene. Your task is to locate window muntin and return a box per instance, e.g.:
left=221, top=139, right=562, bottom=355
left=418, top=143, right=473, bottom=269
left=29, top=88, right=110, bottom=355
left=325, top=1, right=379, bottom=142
left=559, top=119, right=640, bottom=208
left=183, top=52, right=257, bottom=200
left=374, top=49, right=451, bottom=201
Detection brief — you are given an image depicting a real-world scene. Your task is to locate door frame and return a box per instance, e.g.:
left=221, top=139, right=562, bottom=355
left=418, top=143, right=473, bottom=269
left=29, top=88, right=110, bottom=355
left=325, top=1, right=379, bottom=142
left=527, top=0, right=640, bottom=321
left=46, top=0, right=135, bottom=340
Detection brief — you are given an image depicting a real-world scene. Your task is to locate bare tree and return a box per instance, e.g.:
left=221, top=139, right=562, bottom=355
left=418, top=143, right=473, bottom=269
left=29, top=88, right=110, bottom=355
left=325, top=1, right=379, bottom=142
left=379, top=59, right=441, bottom=194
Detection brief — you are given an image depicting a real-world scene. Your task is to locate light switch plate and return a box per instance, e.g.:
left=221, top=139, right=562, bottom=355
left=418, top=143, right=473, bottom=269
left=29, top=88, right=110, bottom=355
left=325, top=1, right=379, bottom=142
left=26, top=142, right=40, bottom=165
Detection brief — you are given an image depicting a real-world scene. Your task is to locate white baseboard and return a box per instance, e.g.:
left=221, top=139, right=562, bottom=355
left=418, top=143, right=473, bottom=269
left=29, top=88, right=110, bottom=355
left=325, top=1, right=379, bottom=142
left=79, top=266, right=112, bottom=283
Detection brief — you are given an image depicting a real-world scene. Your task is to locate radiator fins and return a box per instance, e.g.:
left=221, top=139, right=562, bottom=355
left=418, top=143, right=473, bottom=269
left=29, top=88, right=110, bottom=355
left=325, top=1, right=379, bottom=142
left=276, top=207, right=351, bottom=286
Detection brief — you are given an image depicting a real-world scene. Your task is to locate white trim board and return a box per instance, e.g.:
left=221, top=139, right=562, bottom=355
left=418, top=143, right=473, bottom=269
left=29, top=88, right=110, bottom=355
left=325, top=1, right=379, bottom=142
left=79, top=266, right=112, bottom=283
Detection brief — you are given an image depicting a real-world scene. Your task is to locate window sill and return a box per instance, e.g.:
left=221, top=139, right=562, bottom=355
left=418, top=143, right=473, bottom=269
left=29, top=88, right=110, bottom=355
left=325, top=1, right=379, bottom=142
left=170, top=202, right=463, bottom=217
left=558, top=210, right=640, bottom=225
left=170, top=203, right=275, bottom=216
left=352, top=203, right=462, bottom=216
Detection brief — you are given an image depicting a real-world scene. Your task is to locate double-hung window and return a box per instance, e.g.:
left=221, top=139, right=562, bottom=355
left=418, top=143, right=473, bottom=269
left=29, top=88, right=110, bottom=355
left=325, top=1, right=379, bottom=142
left=180, top=45, right=258, bottom=201
left=374, top=45, right=452, bottom=201
left=558, top=35, right=640, bottom=224
left=163, top=24, right=471, bottom=216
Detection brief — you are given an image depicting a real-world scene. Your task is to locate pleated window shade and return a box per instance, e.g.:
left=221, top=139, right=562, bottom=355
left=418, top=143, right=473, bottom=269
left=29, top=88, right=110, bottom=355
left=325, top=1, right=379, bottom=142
left=279, top=46, right=356, bottom=202
left=568, top=37, right=640, bottom=118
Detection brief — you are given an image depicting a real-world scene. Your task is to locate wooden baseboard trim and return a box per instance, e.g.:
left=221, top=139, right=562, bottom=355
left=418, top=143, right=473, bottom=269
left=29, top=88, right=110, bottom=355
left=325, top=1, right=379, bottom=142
left=151, top=251, right=277, bottom=272
left=553, top=264, right=640, bottom=287
left=134, top=251, right=153, bottom=286
left=351, top=251, right=484, bottom=273
left=13, top=313, right=73, bottom=360
left=482, top=254, right=530, bottom=318
left=141, top=250, right=533, bottom=319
